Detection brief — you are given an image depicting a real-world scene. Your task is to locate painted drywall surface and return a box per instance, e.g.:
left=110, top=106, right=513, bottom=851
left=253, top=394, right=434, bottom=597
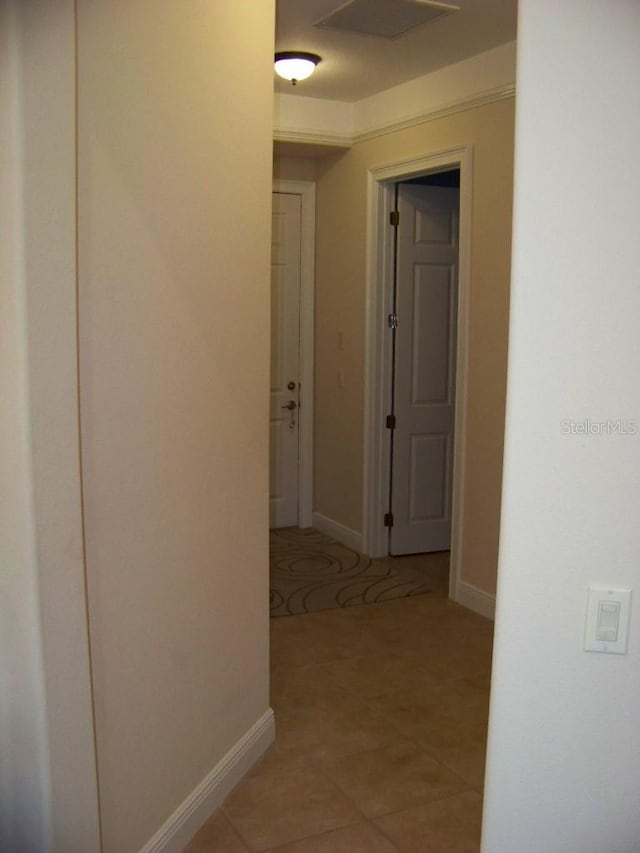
left=275, top=92, right=354, bottom=143
left=1, top=2, right=101, bottom=851
left=483, top=2, right=640, bottom=850
left=314, top=100, right=514, bottom=595
left=273, top=41, right=516, bottom=144
left=0, top=4, right=50, bottom=849
left=273, top=155, right=318, bottom=183
left=355, top=41, right=516, bottom=138
left=313, top=148, right=365, bottom=533
left=77, top=2, right=274, bottom=851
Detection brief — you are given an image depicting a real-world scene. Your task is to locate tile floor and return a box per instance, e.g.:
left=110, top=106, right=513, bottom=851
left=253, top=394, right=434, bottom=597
left=184, top=591, right=493, bottom=852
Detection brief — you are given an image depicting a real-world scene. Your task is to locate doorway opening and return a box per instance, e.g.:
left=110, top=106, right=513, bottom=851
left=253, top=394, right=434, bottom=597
left=387, top=170, right=460, bottom=558
left=269, top=179, right=316, bottom=530
left=363, top=145, right=473, bottom=606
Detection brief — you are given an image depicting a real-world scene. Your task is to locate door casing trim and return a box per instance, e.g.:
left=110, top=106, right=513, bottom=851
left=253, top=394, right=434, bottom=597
left=272, top=179, right=315, bottom=528
left=362, top=145, right=473, bottom=606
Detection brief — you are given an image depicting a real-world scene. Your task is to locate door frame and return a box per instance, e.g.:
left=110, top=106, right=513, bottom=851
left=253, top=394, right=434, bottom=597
left=272, top=179, right=315, bottom=528
left=362, top=145, right=472, bottom=604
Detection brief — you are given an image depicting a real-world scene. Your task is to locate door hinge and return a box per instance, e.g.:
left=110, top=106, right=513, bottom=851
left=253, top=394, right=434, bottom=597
left=389, top=210, right=399, bottom=227
left=384, top=512, right=394, bottom=528
left=386, top=414, right=396, bottom=429
left=388, top=312, right=398, bottom=329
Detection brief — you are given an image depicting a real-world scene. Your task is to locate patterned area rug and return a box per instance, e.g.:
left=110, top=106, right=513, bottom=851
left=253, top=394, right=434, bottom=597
left=270, top=527, right=449, bottom=617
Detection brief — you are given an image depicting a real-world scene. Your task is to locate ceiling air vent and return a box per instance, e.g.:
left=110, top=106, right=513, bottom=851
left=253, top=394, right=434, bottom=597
left=314, top=0, right=460, bottom=40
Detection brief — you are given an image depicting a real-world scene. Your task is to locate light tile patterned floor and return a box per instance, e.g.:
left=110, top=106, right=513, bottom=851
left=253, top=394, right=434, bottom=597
left=184, top=592, right=493, bottom=852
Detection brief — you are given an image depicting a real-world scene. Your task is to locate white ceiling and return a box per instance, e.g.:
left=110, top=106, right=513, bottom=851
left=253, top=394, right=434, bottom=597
left=275, top=0, right=518, bottom=102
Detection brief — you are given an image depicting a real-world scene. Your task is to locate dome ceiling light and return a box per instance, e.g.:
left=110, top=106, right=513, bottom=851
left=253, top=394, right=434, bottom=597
left=274, top=51, right=322, bottom=85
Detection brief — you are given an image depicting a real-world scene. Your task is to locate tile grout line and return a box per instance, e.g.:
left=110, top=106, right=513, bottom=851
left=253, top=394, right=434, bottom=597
left=184, top=563, right=491, bottom=851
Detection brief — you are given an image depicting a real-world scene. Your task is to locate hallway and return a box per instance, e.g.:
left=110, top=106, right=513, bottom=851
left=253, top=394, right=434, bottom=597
left=184, top=593, right=492, bottom=851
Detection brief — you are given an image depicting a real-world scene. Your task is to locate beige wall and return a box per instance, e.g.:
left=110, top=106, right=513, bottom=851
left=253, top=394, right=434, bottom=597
left=314, top=99, right=515, bottom=594
left=273, top=154, right=318, bottom=183
left=77, top=2, right=274, bottom=851
left=2, top=2, right=101, bottom=850
left=0, top=4, right=50, bottom=850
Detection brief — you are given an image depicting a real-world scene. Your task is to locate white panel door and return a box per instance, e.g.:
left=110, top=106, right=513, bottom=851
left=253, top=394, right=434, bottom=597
left=270, top=192, right=302, bottom=527
left=390, top=184, right=459, bottom=555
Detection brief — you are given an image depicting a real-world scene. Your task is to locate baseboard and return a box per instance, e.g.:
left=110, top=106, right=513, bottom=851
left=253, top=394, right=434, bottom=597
left=312, top=512, right=363, bottom=553
left=454, top=580, right=496, bottom=621
left=139, top=708, right=275, bottom=853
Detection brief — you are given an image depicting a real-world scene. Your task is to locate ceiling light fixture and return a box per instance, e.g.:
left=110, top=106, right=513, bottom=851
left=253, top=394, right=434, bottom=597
left=274, top=51, right=321, bottom=85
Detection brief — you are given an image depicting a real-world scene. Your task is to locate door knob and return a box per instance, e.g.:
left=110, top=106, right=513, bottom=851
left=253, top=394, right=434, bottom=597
left=287, top=381, right=296, bottom=390
left=281, top=400, right=297, bottom=410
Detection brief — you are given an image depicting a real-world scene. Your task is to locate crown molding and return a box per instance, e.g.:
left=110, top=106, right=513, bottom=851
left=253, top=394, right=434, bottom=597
left=353, top=83, right=515, bottom=144
left=273, top=83, right=515, bottom=150
left=273, top=41, right=517, bottom=154
left=273, top=129, right=353, bottom=149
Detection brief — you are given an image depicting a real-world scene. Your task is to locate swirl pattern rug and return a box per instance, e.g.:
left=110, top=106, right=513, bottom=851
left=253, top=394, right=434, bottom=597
left=270, top=527, right=449, bottom=617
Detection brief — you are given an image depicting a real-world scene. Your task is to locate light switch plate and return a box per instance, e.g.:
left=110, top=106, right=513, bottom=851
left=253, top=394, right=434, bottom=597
left=584, top=585, right=632, bottom=654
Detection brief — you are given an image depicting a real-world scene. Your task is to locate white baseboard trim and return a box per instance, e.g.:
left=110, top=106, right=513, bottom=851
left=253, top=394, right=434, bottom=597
left=454, top=580, right=496, bottom=621
left=139, top=708, right=275, bottom=853
left=312, top=512, right=363, bottom=553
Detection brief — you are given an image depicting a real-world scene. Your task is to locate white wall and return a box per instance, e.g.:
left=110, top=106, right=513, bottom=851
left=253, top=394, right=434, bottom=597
left=483, top=2, right=640, bottom=851
left=275, top=92, right=354, bottom=145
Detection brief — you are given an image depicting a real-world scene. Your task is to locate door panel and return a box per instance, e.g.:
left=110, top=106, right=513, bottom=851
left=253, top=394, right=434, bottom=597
left=270, top=192, right=302, bottom=527
left=412, top=264, right=455, bottom=403
left=410, top=433, right=450, bottom=520
left=391, top=183, right=459, bottom=555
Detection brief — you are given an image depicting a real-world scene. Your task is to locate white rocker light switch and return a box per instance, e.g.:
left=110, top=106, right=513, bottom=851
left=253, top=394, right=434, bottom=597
left=584, top=586, right=631, bottom=655
left=595, top=600, right=619, bottom=642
